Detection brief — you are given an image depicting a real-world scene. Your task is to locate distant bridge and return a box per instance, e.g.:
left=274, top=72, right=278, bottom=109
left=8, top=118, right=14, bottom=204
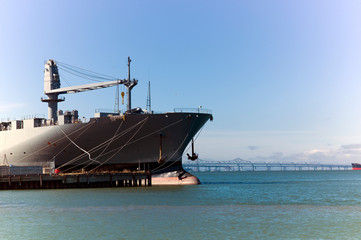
left=183, top=160, right=352, bottom=172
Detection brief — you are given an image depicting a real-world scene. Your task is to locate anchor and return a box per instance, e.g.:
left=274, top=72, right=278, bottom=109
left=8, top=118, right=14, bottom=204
left=187, top=138, right=198, bottom=161
left=158, top=132, right=167, bottom=164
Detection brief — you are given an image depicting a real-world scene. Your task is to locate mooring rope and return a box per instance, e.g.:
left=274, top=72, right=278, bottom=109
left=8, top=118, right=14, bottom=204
left=94, top=119, right=124, bottom=160
left=88, top=116, right=150, bottom=172
left=54, top=121, right=95, bottom=159
left=58, top=118, right=148, bottom=172
left=58, top=117, right=145, bottom=169
left=9, top=121, right=94, bottom=165
left=57, top=125, right=101, bottom=165
left=81, top=116, right=186, bottom=167
left=58, top=114, right=203, bottom=173
left=81, top=118, right=126, bottom=170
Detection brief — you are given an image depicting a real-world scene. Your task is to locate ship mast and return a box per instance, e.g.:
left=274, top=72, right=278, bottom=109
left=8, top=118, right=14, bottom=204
left=146, top=81, right=151, bottom=112
left=124, top=57, right=138, bottom=112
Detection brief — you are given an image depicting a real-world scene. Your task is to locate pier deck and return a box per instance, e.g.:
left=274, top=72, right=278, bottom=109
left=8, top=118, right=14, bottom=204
left=0, top=172, right=152, bottom=190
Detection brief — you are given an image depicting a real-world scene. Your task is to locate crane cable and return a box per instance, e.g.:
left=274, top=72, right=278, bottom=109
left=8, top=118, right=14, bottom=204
left=56, top=61, right=118, bottom=81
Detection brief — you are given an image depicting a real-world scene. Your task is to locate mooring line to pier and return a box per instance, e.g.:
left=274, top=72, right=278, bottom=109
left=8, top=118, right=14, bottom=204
left=94, top=119, right=124, bottom=161
left=81, top=119, right=126, bottom=170
left=84, top=116, right=186, bottom=168
left=86, top=115, right=188, bottom=173
left=58, top=118, right=146, bottom=171
left=88, top=117, right=150, bottom=172
left=54, top=121, right=95, bottom=159
left=58, top=125, right=100, bottom=165
left=9, top=121, right=95, bottom=165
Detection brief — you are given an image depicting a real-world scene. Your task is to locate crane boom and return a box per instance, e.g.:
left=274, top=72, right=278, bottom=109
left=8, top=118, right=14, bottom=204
left=42, top=59, right=137, bottom=122
left=44, top=79, right=127, bottom=95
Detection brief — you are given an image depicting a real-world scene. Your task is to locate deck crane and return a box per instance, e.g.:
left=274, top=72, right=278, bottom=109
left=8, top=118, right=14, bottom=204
left=41, top=57, right=137, bottom=122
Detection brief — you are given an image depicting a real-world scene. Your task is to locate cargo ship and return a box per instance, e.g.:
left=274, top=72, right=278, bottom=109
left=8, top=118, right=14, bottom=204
left=0, top=58, right=212, bottom=185
left=352, top=163, right=361, bottom=170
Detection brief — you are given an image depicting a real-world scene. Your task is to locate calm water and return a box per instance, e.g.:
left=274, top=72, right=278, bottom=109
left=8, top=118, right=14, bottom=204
left=1, top=171, right=361, bottom=239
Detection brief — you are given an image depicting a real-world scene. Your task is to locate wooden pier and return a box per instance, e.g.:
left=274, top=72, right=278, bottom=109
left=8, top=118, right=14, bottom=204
left=0, top=172, right=152, bottom=190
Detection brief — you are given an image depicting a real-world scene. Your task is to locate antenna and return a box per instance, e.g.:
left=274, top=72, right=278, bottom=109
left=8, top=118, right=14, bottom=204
left=146, top=81, right=151, bottom=112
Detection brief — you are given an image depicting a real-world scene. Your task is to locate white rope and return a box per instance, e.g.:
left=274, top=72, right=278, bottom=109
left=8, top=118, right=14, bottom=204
left=9, top=121, right=94, bottom=165
left=80, top=116, right=186, bottom=164
left=66, top=116, right=184, bottom=172
left=89, top=116, right=150, bottom=172
left=124, top=117, right=185, bottom=146
left=51, top=114, right=202, bottom=173
left=94, top=119, right=124, bottom=160
left=10, top=114, right=206, bottom=175
left=86, top=118, right=147, bottom=155
left=59, top=116, right=149, bottom=172
left=54, top=122, right=95, bottom=159
left=57, top=125, right=100, bottom=164
left=58, top=118, right=145, bottom=171
left=81, top=119, right=125, bottom=169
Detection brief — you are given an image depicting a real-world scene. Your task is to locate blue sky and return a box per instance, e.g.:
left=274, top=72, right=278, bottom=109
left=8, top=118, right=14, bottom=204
left=1, top=0, right=361, bottom=164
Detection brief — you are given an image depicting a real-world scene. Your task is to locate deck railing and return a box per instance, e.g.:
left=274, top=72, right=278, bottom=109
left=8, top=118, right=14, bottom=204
left=173, top=108, right=212, bottom=114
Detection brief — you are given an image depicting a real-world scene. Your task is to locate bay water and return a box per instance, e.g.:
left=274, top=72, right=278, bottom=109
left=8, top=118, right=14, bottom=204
left=1, top=171, right=361, bottom=239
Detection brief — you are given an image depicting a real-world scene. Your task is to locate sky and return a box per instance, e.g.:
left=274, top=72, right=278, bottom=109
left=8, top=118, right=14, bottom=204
left=1, top=0, right=361, bottom=164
